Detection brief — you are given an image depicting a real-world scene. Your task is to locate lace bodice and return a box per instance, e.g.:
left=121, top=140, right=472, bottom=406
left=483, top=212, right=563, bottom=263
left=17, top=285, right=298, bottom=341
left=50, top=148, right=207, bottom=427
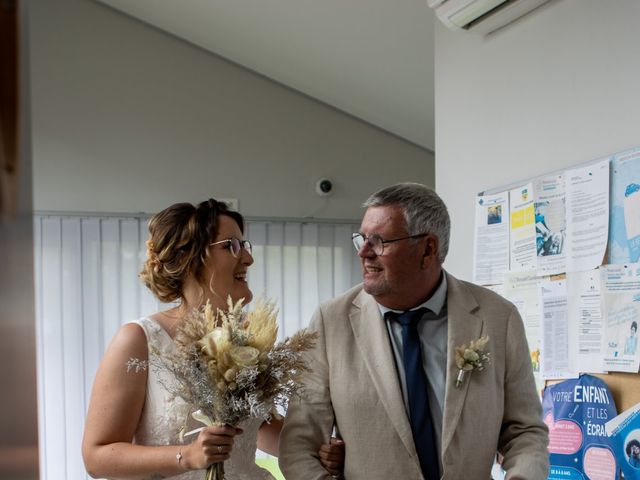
left=131, top=317, right=274, bottom=480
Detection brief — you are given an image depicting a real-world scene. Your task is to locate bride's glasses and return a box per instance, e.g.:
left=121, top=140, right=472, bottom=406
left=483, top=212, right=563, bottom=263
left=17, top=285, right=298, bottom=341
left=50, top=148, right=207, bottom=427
left=209, top=237, right=253, bottom=258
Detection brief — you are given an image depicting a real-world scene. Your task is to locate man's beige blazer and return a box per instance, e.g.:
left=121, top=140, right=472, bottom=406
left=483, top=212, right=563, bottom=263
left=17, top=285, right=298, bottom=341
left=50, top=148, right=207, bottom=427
left=279, top=272, right=549, bottom=479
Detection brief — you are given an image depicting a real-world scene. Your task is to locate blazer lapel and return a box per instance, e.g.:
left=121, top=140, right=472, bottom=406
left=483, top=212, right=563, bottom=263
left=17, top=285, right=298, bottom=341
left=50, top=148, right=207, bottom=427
left=349, top=292, right=418, bottom=461
left=441, top=273, right=484, bottom=456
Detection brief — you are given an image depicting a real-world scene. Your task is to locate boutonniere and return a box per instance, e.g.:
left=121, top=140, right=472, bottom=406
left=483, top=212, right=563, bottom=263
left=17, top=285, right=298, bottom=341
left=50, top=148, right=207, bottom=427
left=454, top=335, right=490, bottom=388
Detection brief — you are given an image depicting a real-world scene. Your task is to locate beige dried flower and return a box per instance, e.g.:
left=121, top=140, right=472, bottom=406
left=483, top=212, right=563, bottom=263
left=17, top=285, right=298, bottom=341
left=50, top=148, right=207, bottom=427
left=150, top=295, right=317, bottom=480
left=454, top=335, right=490, bottom=387
left=229, top=346, right=260, bottom=367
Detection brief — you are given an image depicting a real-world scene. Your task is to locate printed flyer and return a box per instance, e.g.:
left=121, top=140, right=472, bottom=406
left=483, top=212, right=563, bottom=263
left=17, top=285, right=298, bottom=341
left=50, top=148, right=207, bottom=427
left=474, top=191, right=510, bottom=285
left=565, top=159, right=610, bottom=273
left=504, top=271, right=548, bottom=391
left=534, top=173, right=567, bottom=276
left=510, top=182, right=537, bottom=272
left=606, top=401, right=640, bottom=479
left=609, top=147, right=640, bottom=264
left=543, top=375, right=618, bottom=480
left=601, top=264, right=640, bottom=373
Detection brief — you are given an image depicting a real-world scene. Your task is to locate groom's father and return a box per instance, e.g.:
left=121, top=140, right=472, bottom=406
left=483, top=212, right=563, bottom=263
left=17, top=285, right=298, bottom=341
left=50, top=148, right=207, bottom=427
left=279, top=183, right=549, bottom=479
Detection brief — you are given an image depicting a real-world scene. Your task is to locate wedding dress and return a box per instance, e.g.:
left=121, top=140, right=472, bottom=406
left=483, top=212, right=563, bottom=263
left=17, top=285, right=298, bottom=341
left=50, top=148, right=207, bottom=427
left=130, top=317, right=274, bottom=480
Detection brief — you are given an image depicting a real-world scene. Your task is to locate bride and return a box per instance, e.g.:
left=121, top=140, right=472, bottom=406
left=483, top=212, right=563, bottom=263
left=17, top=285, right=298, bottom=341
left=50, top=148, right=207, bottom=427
left=82, top=199, right=344, bottom=479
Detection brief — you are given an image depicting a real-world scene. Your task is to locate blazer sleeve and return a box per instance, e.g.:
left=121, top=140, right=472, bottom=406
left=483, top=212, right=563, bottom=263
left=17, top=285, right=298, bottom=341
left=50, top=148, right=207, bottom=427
left=499, top=305, right=550, bottom=480
left=278, top=306, right=335, bottom=480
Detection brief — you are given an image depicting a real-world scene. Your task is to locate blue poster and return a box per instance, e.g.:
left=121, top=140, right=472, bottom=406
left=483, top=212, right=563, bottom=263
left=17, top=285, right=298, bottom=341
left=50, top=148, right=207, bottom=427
left=543, top=375, right=619, bottom=479
left=606, top=401, right=640, bottom=479
left=609, top=147, right=640, bottom=264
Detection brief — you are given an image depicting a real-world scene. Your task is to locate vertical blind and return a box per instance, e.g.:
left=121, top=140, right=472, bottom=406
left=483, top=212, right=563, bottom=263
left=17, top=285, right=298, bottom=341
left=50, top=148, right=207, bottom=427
left=34, top=213, right=361, bottom=480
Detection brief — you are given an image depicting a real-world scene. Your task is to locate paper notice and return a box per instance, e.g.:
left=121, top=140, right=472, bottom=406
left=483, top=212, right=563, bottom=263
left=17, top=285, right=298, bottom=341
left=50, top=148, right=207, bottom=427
left=509, top=183, right=536, bottom=272
left=474, top=191, right=510, bottom=285
left=565, top=159, right=609, bottom=273
left=601, top=264, right=640, bottom=373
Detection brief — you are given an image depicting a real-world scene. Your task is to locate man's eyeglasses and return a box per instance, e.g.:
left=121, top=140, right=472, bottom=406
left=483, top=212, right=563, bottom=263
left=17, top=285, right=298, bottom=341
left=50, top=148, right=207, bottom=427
left=209, top=237, right=253, bottom=258
left=352, top=232, right=428, bottom=256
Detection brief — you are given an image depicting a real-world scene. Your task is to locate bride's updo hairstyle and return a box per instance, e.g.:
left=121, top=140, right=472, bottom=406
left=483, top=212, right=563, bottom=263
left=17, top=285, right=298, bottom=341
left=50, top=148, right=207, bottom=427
left=139, top=199, right=245, bottom=303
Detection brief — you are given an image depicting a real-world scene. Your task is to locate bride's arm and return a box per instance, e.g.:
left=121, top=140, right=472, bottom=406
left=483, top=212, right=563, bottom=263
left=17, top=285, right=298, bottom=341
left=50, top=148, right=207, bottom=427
left=257, top=417, right=282, bottom=457
left=81, top=323, right=239, bottom=479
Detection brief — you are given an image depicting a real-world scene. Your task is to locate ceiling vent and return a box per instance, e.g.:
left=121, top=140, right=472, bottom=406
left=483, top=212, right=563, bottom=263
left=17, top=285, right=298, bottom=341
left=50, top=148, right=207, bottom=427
left=428, top=0, right=549, bottom=35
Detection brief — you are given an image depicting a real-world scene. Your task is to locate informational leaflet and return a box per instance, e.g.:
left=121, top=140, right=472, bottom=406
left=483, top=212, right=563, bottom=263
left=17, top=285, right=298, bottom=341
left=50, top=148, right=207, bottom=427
left=605, top=401, right=640, bottom=480
left=509, top=183, right=536, bottom=272
left=474, top=191, right=510, bottom=285
left=565, top=159, right=610, bottom=273
left=533, top=173, right=567, bottom=276
left=504, top=271, right=549, bottom=390
left=601, top=264, right=640, bottom=373
left=609, top=147, right=640, bottom=264
left=567, top=270, right=605, bottom=374
left=540, top=279, right=576, bottom=380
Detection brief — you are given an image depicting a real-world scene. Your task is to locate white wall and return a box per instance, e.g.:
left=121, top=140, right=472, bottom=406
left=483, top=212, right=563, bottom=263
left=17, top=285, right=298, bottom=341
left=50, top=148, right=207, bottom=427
left=435, top=0, right=640, bottom=279
left=30, top=0, right=433, bottom=220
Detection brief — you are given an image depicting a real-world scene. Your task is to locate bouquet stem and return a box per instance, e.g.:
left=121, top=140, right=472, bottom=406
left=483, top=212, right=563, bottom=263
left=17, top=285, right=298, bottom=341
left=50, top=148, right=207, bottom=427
left=205, top=462, right=224, bottom=480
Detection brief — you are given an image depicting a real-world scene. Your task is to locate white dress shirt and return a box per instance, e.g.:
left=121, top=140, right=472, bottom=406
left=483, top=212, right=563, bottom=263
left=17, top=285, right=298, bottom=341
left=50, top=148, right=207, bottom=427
left=378, top=274, right=448, bottom=466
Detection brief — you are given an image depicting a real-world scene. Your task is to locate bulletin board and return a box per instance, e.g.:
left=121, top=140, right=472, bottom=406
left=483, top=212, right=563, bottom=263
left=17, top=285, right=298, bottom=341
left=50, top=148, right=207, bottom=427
left=473, top=146, right=640, bottom=415
left=593, top=373, right=640, bottom=413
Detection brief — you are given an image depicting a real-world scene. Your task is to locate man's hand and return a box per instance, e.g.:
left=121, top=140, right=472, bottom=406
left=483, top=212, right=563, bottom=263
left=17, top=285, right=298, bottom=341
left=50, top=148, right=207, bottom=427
left=318, top=437, right=345, bottom=476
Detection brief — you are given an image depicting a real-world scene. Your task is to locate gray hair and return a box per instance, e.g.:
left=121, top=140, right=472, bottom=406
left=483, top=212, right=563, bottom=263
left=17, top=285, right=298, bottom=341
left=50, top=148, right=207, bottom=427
left=364, top=182, right=450, bottom=264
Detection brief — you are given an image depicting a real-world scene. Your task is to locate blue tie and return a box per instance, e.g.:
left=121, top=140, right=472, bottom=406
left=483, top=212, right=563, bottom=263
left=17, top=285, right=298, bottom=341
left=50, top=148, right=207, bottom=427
left=387, top=308, right=440, bottom=480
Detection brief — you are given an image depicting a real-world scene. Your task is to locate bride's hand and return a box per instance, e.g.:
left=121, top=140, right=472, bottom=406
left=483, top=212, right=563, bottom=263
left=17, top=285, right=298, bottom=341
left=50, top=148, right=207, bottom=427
left=183, top=424, right=243, bottom=469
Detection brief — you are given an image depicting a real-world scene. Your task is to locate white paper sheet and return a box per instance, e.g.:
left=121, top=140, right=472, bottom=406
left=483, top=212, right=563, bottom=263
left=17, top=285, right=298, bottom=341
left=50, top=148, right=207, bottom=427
left=473, top=191, right=510, bottom=285
left=565, top=159, right=610, bottom=273
left=504, top=271, right=549, bottom=390
left=533, top=173, right=567, bottom=275
left=509, top=183, right=536, bottom=272
left=540, top=279, right=577, bottom=380
left=567, top=269, right=605, bottom=374
left=601, top=264, right=640, bottom=373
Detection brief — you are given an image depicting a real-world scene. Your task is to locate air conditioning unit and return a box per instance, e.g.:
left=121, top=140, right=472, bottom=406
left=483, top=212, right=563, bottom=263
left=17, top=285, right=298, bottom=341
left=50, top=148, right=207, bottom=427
left=428, top=0, right=550, bottom=35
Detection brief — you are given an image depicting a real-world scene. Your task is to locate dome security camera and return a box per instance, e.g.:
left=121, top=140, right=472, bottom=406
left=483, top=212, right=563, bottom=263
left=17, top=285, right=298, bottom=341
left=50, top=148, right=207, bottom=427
left=315, top=178, right=333, bottom=196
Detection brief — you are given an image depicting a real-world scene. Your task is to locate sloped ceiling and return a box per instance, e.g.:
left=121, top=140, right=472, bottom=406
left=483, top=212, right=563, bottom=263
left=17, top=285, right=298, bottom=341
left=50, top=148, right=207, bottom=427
left=97, top=0, right=436, bottom=150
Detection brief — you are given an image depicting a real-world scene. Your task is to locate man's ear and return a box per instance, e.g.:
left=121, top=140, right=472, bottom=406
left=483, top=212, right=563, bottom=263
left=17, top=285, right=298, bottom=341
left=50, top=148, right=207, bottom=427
left=421, top=235, right=439, bottom=268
